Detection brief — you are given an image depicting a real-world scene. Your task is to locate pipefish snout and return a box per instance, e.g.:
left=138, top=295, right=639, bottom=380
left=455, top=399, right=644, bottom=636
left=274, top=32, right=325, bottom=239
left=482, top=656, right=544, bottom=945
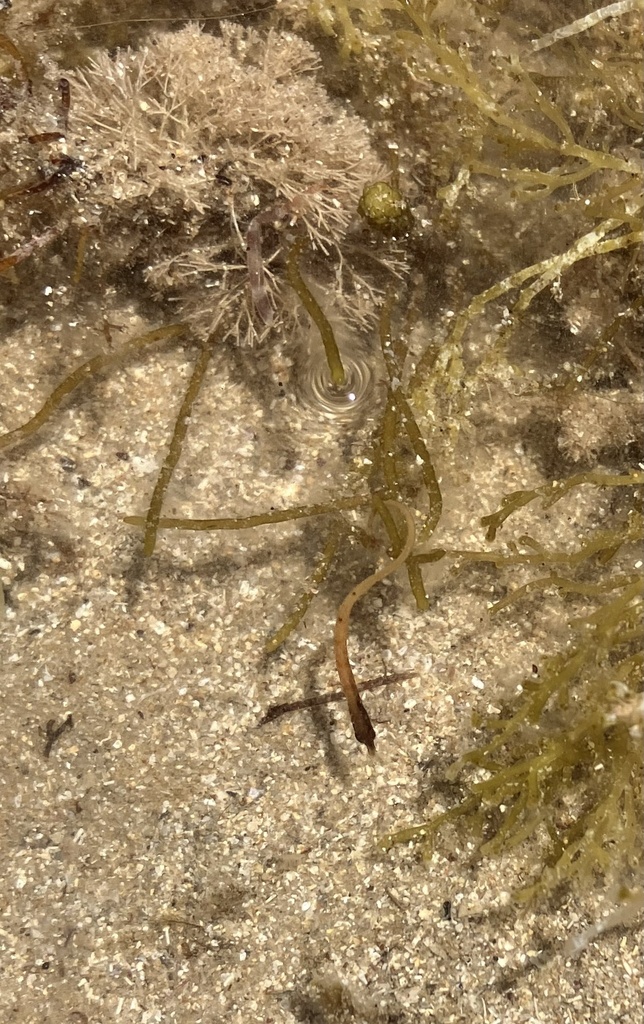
left=334, top=502, right=416, bottom=752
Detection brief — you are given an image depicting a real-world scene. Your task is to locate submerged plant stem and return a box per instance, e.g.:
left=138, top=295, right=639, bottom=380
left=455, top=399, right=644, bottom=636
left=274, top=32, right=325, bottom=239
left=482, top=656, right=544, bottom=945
left=481, top=470, right=644, bottom=540
left=438, top=224, right=643, bottom=395
left=379, top=297, right=442, bottom=541
left=372, top=492, right=429, bottom=611
left=334, top=501, right=415, bottom=752
left=0, top=324, right=187, bottom=452
left=142, top=343, right=213, bottom=557
left=124, top=494, right=375, bottom=532
left=265, top=519, right=348, bottom=654
left=287, top=237, right=347, bottom=388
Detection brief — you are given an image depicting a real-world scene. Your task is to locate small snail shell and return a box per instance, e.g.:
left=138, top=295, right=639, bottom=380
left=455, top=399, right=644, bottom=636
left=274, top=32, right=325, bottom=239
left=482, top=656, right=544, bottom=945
left=358, top=181, right=412, bottom=235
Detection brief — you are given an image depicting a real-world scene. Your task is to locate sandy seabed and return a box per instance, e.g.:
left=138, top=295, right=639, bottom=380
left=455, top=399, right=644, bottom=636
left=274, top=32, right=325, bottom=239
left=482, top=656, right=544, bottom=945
left=1, top=295, right=641, bottom=1024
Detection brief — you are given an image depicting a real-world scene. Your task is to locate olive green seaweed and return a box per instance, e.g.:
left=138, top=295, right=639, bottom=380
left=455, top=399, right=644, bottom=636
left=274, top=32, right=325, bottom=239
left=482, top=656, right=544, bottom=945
left=310, top=0, right=643, bottom=434
left=480, top=472, right=643, bottom=542
left=124, top=494, right=374, bottom=532
left=142, top=342, right=214, bottom=557
left=362, top=296, right=442, bottom=613
left=425, top=226, right=643, bottom=420
left=0, top=324, right=188, bottom=453
left=448, top=516, right=642, bottom=569
left=265, top=518, right=348, bottom=654
left=382, top=479, right=644, bottom=902
left=379, top=296, right=443, bottom=541
left=488, top=571, right=641, bottom=614
left=370, top=492, right=428, bottom=612
left=287, top=237, right=347, bottom=388
left=313, top=0, right=640, bottom=176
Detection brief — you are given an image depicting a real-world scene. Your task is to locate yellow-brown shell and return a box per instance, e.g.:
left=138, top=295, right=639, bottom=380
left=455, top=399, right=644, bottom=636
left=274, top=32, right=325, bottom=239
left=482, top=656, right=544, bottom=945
left=358, top=181, right=412, bottom=234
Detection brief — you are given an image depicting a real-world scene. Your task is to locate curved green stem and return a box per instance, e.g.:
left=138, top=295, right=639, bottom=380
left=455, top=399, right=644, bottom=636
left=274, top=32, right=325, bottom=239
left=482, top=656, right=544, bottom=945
left=142, top=343, right=213, bottom=556
left=0, top=324, right=187, bottom=452
left=287, top=237, right=347, bottom=388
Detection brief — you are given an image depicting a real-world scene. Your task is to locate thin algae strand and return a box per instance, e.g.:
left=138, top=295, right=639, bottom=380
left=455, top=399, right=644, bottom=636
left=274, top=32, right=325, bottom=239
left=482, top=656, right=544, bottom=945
left=371, top=491, right=429, bottom=612
left=124, top=495, right=374, bottom=532
left=489, top=572, right=640, bottom=614
left=264, top=519, right=348, bottom=654
left=287, top=237, right=347, bottom=389
left=377, top=396, right=400, bottom=494
left=378, top=298, right=443, bottom=541
left=481, top=471, right=644, bottom=541
left=0, top=324, right=187, bottom=453
left=420, top=225, right=643, bottom=419
left=142, top=342, right=214, bottom=557
left=446, top=522, right=642, bottom=569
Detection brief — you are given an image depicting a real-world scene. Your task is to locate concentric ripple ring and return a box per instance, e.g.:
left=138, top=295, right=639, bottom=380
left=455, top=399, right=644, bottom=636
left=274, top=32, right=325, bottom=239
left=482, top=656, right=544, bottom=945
left=298, top=348, right=374, bottom=419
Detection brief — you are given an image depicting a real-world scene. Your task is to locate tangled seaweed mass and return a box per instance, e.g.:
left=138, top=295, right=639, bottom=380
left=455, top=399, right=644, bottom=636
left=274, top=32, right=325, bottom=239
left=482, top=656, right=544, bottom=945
left=1, top=2, right=643, bottom=915
left=2, top=21, right=402, bottom=344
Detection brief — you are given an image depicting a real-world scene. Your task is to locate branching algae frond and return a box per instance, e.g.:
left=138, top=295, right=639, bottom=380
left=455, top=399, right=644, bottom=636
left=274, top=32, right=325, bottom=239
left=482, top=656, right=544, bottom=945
left=1, top=21, right=400, bottom=345
left=306, top=0, right=643, bottom=436
left=383, top=474, right=643, bottom=902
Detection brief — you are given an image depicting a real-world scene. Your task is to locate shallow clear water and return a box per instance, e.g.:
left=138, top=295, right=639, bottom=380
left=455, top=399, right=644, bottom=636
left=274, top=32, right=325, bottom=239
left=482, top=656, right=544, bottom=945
left=1, top=3, right=642, bottom=1022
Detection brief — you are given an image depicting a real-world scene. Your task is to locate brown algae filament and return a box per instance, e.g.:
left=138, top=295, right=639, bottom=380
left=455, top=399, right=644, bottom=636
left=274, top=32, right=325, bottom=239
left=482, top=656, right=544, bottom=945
left=124, top=494, right=372, bottom=533
left=334, top=501, right=416, bottom=752
left=142, top=343, right=213, bottom=557
left=0, top=324, right=187, bottom=453
left=378, top=296, right=443, bottom=541
left=287, top=237, right=347, bottom=389
left=265, top=519, right=348, bottom=654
